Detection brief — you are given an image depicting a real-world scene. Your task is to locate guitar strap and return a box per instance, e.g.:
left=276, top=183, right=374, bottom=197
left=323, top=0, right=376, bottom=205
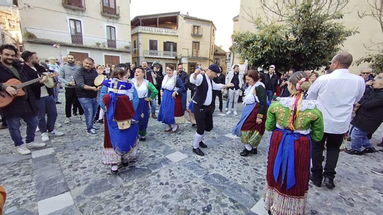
left=9, top=66, right=21, bottom=80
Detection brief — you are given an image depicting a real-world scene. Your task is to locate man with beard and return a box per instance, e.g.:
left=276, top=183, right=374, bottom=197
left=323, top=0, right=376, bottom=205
left=21, top=51, right=64, bottom=142
left=0, top=44, right=46, bottom=154
left=60, top=54, right=84, bottom=124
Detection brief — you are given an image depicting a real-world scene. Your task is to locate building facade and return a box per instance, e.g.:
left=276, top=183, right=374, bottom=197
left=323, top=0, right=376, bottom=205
left=131, top=12, right=216, bottom=73
left=0, top=4, right=21, bottom=47
left=232, top=0, right=383, bottom=71
left=17, top=0, right=131, bottom=65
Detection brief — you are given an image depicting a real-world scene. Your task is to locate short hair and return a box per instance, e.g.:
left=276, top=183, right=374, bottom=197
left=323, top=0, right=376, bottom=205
left=0, top=44, right=18, bottom=55
left=21, top=51, right=36, bottom=62
left=310, top=71, right=319, bottom=78
left=334, top=52, right=353, bottom=68
left=233, top=64, right=239, bottom=69
left=167, top=64, right=175, bottom=71
left=360, top=67, right=372, bottom=73
left=178, top=63, right=183, bottom=66
left=246, top=70, right=260, bottom=82
left=83, top=57, right=94, bottom=63
left=135, top=67, right=144, bottom=73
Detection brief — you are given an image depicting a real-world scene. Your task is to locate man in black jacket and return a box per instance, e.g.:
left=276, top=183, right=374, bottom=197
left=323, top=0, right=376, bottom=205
left=0, top=44, right=46, bottom=154
left=346, top=75, right=383, bottom=155
left=264, top=65, right=279, bottom=103
left=212, top=67, right=225, bottom=112
left=21, top=51, right=64, bottom=142
left=177, top=63, right=188, bottom=112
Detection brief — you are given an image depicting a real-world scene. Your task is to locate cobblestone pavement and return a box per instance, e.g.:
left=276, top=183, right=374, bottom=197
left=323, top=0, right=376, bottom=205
left=1, top=96, right=383, bottom=215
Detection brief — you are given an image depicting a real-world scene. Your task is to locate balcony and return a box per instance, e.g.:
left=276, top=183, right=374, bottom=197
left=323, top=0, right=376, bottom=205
left=101, top=2, right=120, bottom=19
left=62, top=0, right=86, bottom=11
left=191, top=33, right=203, bottom=38
left=144, top=50, right=177, bottom=59
left=107, top=40, right=116, bottom=48
left=71, top=34, right=83, bottom=45
left=131, top=26, right=178, bottom=36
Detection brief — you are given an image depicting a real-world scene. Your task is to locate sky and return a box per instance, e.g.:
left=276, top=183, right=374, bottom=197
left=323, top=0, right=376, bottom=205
left=130, top=0, right=241, bottom=52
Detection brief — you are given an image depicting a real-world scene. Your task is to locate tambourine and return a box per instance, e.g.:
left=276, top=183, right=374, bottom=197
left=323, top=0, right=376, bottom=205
left=94, top=74, right=106, bottom=86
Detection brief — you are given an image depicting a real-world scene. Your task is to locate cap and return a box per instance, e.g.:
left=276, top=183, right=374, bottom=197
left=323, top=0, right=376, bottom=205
left=208, top=64, right=221, bottom=73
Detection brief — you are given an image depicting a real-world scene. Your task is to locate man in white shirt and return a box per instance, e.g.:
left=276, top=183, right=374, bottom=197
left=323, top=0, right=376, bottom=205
left=189, top=64, right=233, bottom=156
left=307, top=52, right=365, bottom=189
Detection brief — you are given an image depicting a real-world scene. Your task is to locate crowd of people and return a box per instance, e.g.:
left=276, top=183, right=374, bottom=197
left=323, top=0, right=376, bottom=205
left=1, top=43, right=383, bottom=215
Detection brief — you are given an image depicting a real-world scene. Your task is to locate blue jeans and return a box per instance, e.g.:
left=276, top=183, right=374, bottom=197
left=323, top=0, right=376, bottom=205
left=266, top=90, right=274, bottom=104
left=78, top=97, right=98, bottom=131
left=351, top=126, right=373, bottom=151
left=6, top=115, right=38, bottom=146
left=150, top=98, right=157, bottom=114
left=36, top=96, right=57, bottom=133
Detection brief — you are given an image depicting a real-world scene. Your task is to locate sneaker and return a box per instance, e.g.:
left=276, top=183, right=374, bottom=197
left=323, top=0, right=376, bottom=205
left=64, top=118, right=71, bottom=124
left=16, top=144, right=31, bottom=155
left=87, top=129, right=96, bottom=135
left=362, top=147, right=377, bottom=154
left=41, top=132, right=50, bottom=142
left=36, top=127, right=40, bottom=132
left=234, top=111, right=238, bottom=116
left=226, top=111, right=232, bottom=115
left=92, top=126, right=99, bottom=130
left=26, top=141, right=46, bottom=149
left=225, top=108, right=228, bottom=112
left=345, top=149, right=364, bottom=155
left=49, top=130, right=64, bottom=136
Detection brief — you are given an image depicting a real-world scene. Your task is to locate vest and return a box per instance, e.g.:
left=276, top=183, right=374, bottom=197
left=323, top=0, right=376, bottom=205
left=192, top=74, right=212, bottom=106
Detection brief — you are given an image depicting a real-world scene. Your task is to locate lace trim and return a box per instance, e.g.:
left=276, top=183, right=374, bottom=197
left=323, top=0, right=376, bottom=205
left=277, top=97, right=317, bottom=111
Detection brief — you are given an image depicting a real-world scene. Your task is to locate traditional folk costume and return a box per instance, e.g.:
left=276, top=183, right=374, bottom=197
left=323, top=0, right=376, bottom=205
left=131, top=78, right=158, bottom=140
left=189, top=64, right=226, bottom=156
left=157, top=71, right=186, bottom=132
left=232, top=81, right=267, bottom=155
left=264, top=95, right=324, bottom=215
left=100, top=78, right=139, bottom=172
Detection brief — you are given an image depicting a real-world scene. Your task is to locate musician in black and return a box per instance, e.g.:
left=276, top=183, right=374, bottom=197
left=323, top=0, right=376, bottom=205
left=0, top=44, right=46, bottom=155
left=189, top=64, right=233, bottom=156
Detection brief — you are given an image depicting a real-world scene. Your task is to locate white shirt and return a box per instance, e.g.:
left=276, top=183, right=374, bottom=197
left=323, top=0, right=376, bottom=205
left=190, top=73, right=224, bottom=106
left=307, top=69, right=365, bottom=134
left=132, top=78, right=148, bottom=99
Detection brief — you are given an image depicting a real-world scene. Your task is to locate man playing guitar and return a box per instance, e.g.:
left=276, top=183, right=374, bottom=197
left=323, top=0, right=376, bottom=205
left=0, top=44, right=47, bottom=155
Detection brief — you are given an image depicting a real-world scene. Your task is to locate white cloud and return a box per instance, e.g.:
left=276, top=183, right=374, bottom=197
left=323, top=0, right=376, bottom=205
left=130, top=0, right=240, bottom=52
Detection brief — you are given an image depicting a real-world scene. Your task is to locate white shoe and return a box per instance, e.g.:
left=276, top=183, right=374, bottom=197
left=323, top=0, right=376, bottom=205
left=234, top=111, right=238, bottom=116
left=26, top=141, right=46, bottom=149
left=64, top=118, right=71, bottom=124
left=36, top=127, right=40, bottom=132
left=49, top=130, right=64, bottom=136
left=41, top=132, right=50, bottom=142
left=16, top=144, right=31, bottom=155
left=225, top=108, right=228, bottom=112
left=87, top=129, right=96, bottom=135
left=226, top=111, right=232, bottom=115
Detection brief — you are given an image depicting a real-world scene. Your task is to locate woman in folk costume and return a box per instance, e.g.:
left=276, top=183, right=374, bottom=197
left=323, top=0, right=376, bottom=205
left=264, top=71, right=324, bottom=215
left=158, top=64, right=186, bottom=132
left=131, top=67, right=158, bottom=141
left=232, top=70, right=267, bottom=156
left=100, top=68, right=139, bottom=173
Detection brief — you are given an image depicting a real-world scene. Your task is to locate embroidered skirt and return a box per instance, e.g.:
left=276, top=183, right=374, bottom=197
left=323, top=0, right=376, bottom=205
left=264, top=129, right=311, bottom=215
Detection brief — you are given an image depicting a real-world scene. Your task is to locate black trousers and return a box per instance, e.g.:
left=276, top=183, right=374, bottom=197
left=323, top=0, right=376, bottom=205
left=311, top=133, right=344, bottom=180
left=212, top=91, right=223, bottom=111
left=65, top=88, right=84, bottom=118
left=194, top=104, right=213, bottom=135
left=156, top=86, right=162, bottom=105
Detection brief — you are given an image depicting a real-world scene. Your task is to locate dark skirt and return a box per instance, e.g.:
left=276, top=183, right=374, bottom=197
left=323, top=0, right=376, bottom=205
left=174, top=94, right=184, bottom=117
left=136, top=98, right=150, bottom=133
left=264, top=129, right=311, bottom=215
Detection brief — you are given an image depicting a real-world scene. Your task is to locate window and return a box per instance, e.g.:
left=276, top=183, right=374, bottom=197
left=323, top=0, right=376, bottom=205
left=163, top=42, right=177, bottom=56
left=69, top=19, right=83, bottom=44
left=133, top=40, right=137, bottom=54
left=65, top=0, right=84, bottom=8
left=149, top=40, right=158, bottom=55
left=106, top=25, right=116, bottom=48
left=102, top=0, right=116, bottom=14
left=192, top=25, right=202, bottom=37
left=69, top=51, right=88, bottom=62
left=192, top=41, right=200, bottom=57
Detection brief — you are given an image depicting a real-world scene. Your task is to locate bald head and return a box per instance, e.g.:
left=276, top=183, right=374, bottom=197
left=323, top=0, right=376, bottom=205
left=333, top=52, right=353, bottom=68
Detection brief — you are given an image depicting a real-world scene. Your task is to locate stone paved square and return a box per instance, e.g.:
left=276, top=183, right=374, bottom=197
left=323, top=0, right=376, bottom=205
left=1, top=97, right=383, bottom=215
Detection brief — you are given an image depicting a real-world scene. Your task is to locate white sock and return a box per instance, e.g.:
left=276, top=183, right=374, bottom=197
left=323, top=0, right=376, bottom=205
left=171, top=124, right=177, bottom=129
left=192, top=133, right=204, bottom=149
left=244, top=144, right=253, bottom=151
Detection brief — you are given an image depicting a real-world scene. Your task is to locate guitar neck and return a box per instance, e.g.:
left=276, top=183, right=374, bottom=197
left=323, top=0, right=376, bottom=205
left=16, top=77, right=43, bottom=89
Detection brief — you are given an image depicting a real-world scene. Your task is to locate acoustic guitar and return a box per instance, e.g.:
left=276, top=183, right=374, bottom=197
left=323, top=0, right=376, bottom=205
left=0, top=73, right=56, bottom=108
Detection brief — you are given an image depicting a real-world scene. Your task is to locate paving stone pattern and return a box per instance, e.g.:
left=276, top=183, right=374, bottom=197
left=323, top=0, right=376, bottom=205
left=1, top=96, right=383, bottom=215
